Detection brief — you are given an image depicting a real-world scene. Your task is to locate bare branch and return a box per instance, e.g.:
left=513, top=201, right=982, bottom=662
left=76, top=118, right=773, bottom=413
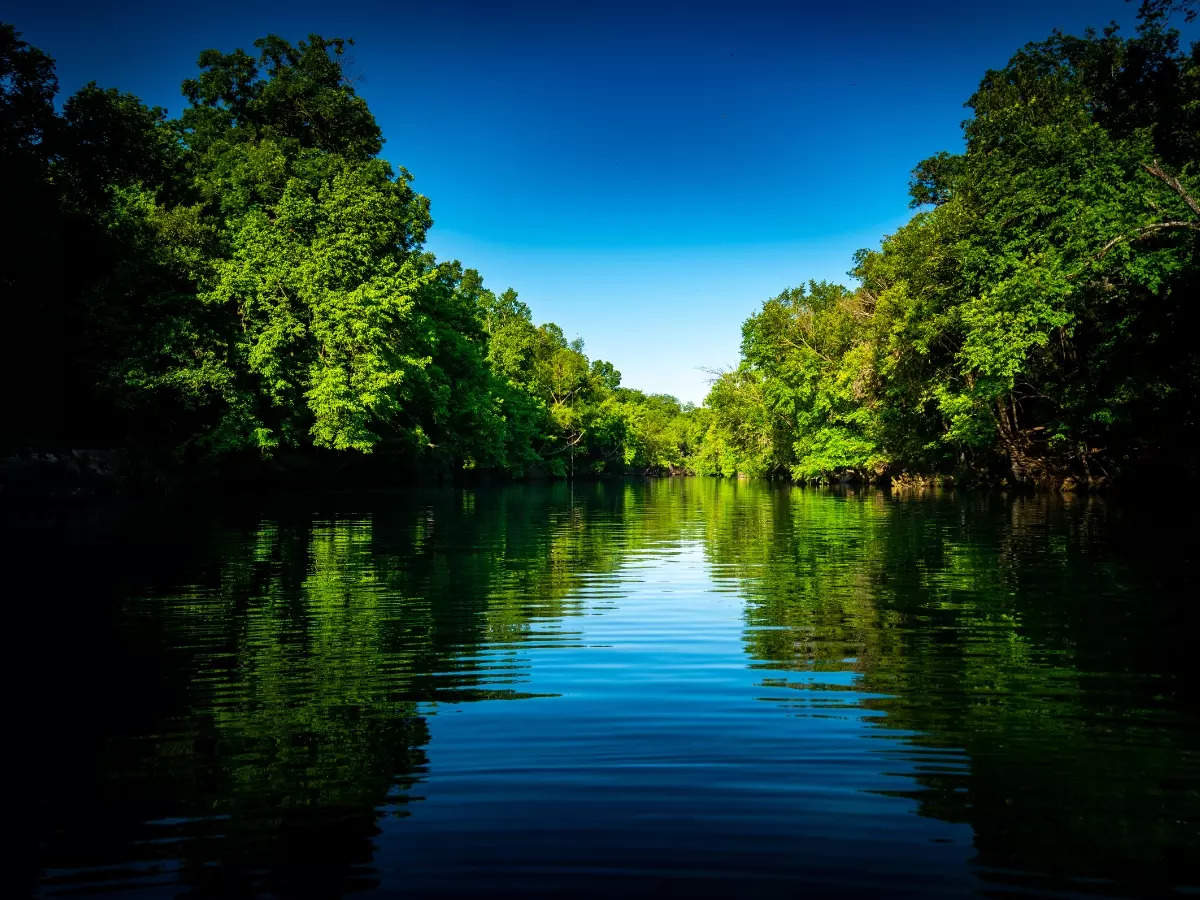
left=1143, top=161, right=1200, bottom=219
left=1096, top=220, right=1200, bottom=259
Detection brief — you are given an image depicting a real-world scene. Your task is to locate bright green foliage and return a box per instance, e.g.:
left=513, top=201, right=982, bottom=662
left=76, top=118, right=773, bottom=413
left=469, top=281, right=697, bottom=476
left=175, top=36, right=447, bottom=455
left=203, top=155, right=435, bottom=452
left=2, top=26, right=697, bottom=478
left=614, top=392, right=694, bottom=472
left=697, top=4, right=1200, bottom=486
left=879, top=13, right=1200, bottom=484
left=740, top=282, right=886, bottom=482
left=692, top=367, right=785, bottom=477
left=7, top=7, right=1200, bottom=488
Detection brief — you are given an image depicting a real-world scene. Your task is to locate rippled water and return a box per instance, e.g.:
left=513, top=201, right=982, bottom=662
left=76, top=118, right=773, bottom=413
left=10, top=480, right=1200, bottom=896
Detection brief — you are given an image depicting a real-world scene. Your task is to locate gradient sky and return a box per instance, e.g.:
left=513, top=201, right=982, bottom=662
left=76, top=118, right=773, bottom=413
left=6, top=0, right=1165, bottom=403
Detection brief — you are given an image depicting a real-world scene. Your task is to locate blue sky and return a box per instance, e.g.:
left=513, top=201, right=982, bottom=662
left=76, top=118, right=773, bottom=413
left=6, top=0, right=1164, bottom=403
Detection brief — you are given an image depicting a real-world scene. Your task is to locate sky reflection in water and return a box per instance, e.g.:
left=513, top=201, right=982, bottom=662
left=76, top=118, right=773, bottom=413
left=14, top=480, right=1200, bottom=897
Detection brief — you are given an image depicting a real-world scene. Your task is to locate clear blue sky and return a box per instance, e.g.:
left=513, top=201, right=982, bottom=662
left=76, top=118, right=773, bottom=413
left=6, top=0, right=1160, bottom=403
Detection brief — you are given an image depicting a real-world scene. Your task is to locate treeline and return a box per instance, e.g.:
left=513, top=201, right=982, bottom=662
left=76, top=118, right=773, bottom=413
left=696, top=1, right=1200, bottom=488
left=0, top=26, right=694, bottom=481
left=4, top=1, right=1199, bottom=489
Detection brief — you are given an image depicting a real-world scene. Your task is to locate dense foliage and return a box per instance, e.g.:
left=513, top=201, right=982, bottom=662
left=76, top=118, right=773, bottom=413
left=3, top=1, right=1199, bottom=488
left=695, top=1, right=1200, bottom=487
left=0, top=27, right=693, bottom=481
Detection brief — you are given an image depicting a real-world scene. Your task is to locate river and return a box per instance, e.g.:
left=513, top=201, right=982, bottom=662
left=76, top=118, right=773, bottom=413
left=11, top=479, right=1199, bottom=896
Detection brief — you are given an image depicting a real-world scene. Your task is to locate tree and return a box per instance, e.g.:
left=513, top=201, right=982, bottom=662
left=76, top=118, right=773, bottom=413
left=1, top=25, right=62, bottom=445
left=705, top=1, right=1200, bottom=487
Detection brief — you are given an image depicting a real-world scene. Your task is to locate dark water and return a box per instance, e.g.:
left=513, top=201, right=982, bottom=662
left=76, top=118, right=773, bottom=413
left=9, top=480, right=1200, bottom=897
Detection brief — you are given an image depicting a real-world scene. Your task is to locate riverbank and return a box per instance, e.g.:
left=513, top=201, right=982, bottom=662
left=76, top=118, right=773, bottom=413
left=7, top=443, right=1186, bottom=502
left=0, top=446, right=699, bottom=500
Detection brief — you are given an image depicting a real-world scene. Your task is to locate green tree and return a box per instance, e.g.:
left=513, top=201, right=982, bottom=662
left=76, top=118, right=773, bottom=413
left=705, top=2, right=1200, bottom=488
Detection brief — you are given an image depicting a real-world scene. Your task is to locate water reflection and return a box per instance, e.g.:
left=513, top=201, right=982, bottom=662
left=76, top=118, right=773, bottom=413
left=711, top=484, right=1200, bottom=894
left=12, top=480, right=1200, bottom=896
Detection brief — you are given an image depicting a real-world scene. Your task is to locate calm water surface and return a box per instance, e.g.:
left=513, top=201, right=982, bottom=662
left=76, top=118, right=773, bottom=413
left=10, top=480, right=1200, bottom=897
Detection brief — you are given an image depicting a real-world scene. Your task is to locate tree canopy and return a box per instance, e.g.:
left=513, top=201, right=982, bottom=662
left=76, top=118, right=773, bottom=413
left=1, top=28, right=693, bottom=483
left=3, top=3, right=1199, bottom=490
left=692, top=3, right=1200, bottom=488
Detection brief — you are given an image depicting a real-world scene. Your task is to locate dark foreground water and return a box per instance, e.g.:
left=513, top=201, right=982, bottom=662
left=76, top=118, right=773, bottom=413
left=9, top=480, right=1200, bottom=897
